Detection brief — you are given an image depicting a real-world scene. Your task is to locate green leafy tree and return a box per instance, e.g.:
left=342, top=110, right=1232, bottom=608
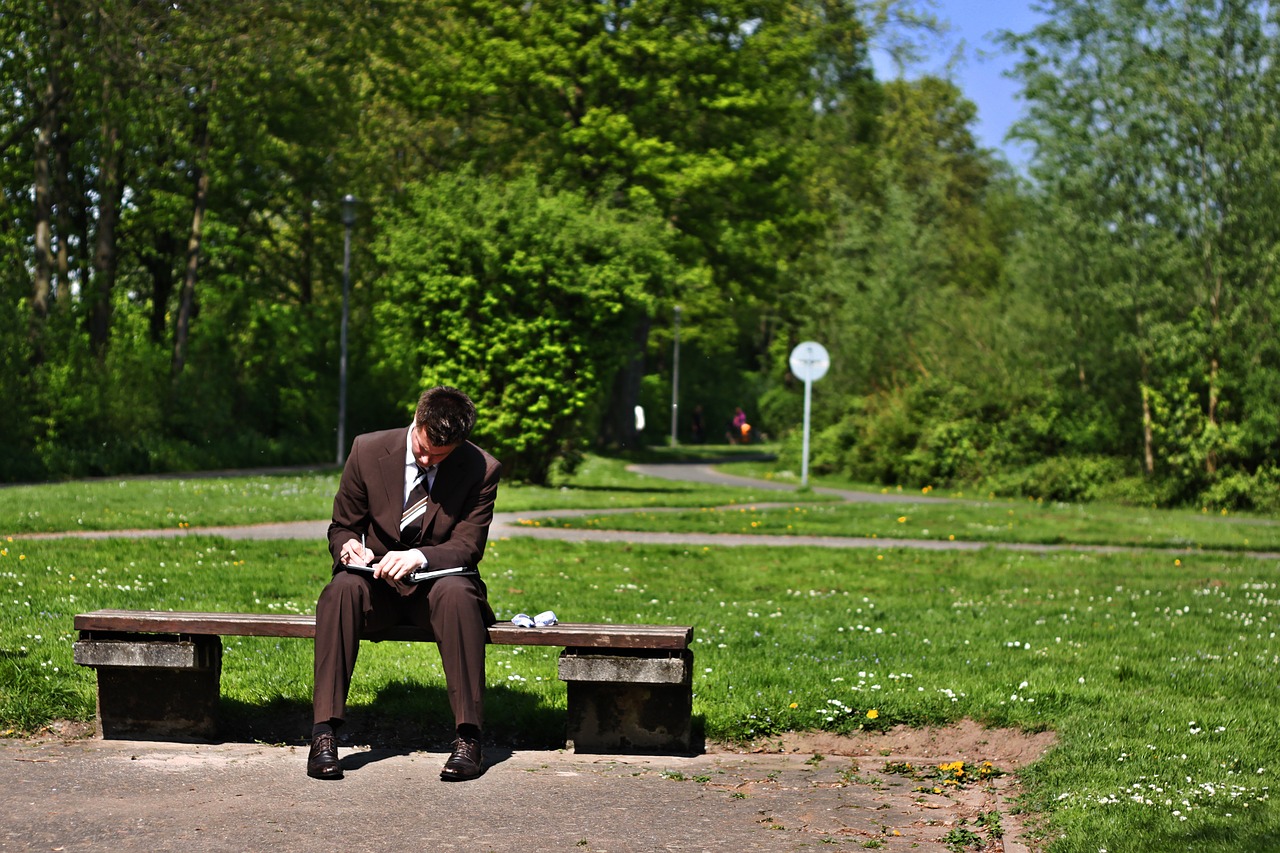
left=1005, top=0, right=1280, bottom=504
left=370, top=170, right=675, bottom=484
left=373, top=0, right=875, bottom=442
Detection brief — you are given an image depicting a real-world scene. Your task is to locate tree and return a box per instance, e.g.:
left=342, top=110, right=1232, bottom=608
left=371, top=170, right=675, bottom=484
left=1005, top=0, right=1280, bottom=502
left=370, top=0, right=873, bottom=444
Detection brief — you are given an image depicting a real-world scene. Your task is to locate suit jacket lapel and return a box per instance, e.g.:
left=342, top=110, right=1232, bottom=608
left=377, top=432, right=407, bottom=539
left=418, top=456, right=449, bottom=544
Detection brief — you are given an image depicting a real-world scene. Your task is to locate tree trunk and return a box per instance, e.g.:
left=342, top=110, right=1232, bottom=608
left=299, top=187, right=314, bottom=304
left=1199, top=145, right=1222, bottom=478
left=31, top=0, right=64, bottom=338
left=88, top=114, right=124, bottom=356
left=146, top=232, right=178, bottom=344
left=1140, top=359, right=1154, bottom=477
left=32, top=85, right=54, bottom=324
left=54, top=116, right=74, bottom=297
left=172, top=90, right=213, bottom=379
left=602, top=315, right=651, bottom=449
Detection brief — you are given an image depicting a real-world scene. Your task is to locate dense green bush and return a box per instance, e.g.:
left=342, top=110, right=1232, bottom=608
left=371, top=171, right=675, bottom=484
left=978, top=455, right=1133, bottom=503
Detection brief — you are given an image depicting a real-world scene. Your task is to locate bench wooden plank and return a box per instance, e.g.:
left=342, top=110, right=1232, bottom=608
left=73, top=609, right=692, bottom=650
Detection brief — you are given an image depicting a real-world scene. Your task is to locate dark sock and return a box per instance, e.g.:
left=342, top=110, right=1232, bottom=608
left=456, top=723, right=481, bottom=742
left=312, top=719, right=341, bottom=739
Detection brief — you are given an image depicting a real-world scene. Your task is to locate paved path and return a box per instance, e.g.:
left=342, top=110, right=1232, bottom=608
left=2, top=730, right=1037, bottom=853
left=20, top=461, right=1279, bottom=560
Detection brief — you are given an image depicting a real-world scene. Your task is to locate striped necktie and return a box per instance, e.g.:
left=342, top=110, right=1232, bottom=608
left=400, top=465, right=432, bottom=538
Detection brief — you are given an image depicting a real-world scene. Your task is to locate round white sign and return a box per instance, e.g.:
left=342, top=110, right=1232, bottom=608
left=789, top=341, right=830, bottom=382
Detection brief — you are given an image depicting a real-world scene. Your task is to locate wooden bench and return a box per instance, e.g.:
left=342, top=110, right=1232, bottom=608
left=73, top=609, right=694, bottom=754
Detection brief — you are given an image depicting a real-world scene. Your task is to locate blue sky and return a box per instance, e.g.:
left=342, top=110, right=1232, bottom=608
left=871, top=0, right=1047, bottom=168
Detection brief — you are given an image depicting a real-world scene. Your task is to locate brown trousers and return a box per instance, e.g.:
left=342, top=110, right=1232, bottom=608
left=313, top=571, right=490, bottom=729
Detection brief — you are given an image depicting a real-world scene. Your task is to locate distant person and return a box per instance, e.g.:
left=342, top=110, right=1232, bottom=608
left=690, top=405, right=705, bottom=444
left=727, top=406, right=751, bottom=444
left=309, top=385, right=501, bottom=783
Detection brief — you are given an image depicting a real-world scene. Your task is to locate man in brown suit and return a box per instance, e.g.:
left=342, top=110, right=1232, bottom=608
left=308, top=385, right=501, bottom=782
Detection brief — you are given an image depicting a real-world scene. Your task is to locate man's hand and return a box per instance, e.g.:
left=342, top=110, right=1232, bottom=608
left=373, top=550, right=426, bottom=581
left=339, top=539, right=375, bottom=567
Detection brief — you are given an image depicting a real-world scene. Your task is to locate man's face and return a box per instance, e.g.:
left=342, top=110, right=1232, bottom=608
left=411, top=425, right=460, bottom=468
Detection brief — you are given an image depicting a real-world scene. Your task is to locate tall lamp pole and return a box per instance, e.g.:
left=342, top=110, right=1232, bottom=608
left=336, top=194, right=357, bottom=465
left=670, top=304, right=681, bottom=446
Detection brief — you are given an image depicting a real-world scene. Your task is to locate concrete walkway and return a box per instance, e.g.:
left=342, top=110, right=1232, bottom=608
left=1, top=728, right=1041, bottom=853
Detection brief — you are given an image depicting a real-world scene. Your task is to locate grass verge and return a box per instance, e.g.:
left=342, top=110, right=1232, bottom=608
left=547, top=494, right=1280, bottom=553
left=0, top=453, right=823, bottom=534
left=2, top=534, right=1277, bottom=850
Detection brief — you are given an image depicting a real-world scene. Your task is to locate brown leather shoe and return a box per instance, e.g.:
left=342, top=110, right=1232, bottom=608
left=440, top=735, right=483, bottom=781
left=307, top=731, right=343, bottom=780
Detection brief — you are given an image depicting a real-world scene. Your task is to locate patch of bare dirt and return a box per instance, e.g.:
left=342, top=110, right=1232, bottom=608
left=715, top=718, right=1058, bottom=770
left=702, top=721, right=1058, bottom=851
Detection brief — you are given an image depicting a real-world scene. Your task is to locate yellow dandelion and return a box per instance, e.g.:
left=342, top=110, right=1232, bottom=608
left=866, top=709, right=879, bottom=720
left=897, top=516, right=907, bottom=523
left=789, top=702, right=799, bottom=709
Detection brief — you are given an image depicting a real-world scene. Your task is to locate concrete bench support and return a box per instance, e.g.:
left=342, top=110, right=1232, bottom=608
left=559, top=648, right=694, bottom=754
left=73, top=634, right=222, bottom=740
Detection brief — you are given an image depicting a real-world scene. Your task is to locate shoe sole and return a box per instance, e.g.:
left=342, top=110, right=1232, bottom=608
left=308, top=768, right=344, bottom=780
left=439, top=767, right=483, bottom=782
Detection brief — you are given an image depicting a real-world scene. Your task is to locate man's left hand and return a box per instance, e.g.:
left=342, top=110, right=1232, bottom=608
left=373, top=550, right=426, bottom=581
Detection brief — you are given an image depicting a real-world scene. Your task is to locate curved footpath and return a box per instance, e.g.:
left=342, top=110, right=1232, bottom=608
left=3, top=462, right=1259, bottom=852
left=21, top=461, right=1280, bottom=561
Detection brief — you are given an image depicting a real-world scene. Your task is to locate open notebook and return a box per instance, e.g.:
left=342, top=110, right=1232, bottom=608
left=344, top=563, right=477, bottom=584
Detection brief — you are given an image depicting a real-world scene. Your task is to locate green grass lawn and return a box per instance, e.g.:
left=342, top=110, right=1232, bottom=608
left=3, top=534, right=1279, bottom=850
left=0, top=452, right=820, bottom=534
left=4, top=454, right=1280, bottom=851
left=548, top=497, right=1280, bottom=553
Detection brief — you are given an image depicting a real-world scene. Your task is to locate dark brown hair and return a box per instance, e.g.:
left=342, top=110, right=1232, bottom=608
left=414, top=386, right=477, bottom=446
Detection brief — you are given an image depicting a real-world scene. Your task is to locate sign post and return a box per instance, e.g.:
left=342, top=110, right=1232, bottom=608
left=788, top=341, right=830, bottom=487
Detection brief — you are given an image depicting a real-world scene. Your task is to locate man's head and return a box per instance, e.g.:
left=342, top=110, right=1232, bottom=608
left=411, top=386, right=477, bottom=467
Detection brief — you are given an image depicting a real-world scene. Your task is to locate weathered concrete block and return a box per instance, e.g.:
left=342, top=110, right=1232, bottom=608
left=74, top=639, right=218, bottom=669
left=560, top=649, right=694, bottom=754
left=557, top=652, right=690, bottom=685
left=79, top=636, right=223, bottom=740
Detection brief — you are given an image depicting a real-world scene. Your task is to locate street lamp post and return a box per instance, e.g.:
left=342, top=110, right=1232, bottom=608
left=336, top=194, right=357, bottom=465
left=670, top=304, right=681, bottom=446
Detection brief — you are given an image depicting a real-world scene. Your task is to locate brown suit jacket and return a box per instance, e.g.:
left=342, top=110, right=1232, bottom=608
left=327, top=427, right=502, bottom=580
